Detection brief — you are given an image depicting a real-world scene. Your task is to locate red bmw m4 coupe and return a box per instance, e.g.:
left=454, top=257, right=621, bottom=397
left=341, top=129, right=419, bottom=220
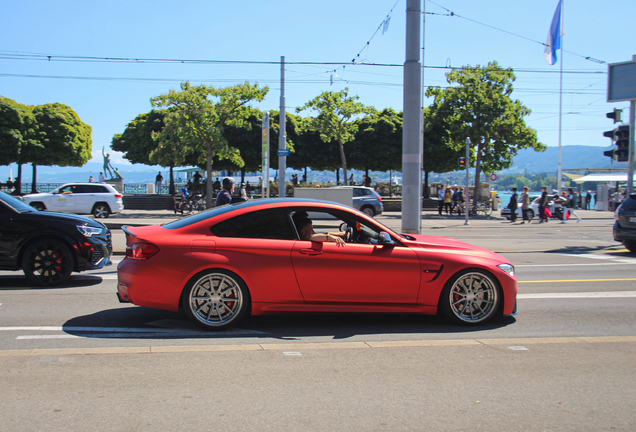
left=117, top=199, right=517, bottom=330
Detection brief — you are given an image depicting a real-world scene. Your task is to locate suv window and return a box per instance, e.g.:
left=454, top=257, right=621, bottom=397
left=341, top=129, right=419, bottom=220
left=211, top=209, right=296, bottom=240
left=87, top=185, right=109, bottom=193
left=620, top=196, right=636, bottom=211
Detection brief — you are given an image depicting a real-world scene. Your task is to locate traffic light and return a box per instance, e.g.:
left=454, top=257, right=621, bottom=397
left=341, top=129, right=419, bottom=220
left=615, top=124, right=630, bottom=162
left=606, top=108, right=622, bottom=124
left=458, top=157, right=467, bottom=168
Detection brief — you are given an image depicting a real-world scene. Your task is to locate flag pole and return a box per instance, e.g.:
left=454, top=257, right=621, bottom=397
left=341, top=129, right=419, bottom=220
left=556, top=0, right=564, bottom=195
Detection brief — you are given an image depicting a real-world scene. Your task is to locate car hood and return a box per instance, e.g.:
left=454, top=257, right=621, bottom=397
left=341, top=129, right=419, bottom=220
left=401, top=233, right=508, bottom=261
left=29, top=210, right=106, bottom=228
left=23, top=192, right=54, bottom=200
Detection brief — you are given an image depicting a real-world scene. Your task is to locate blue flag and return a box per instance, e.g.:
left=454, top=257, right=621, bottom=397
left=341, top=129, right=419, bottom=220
left=544, top=0, right=563, bottom=65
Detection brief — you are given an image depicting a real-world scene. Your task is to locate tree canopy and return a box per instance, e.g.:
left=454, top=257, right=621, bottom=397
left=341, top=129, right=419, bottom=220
left=151, top=82, right=268, bottom=206
left=297, top=88, right=369, bottom=185
left=426, top=61, right=545, bottom=201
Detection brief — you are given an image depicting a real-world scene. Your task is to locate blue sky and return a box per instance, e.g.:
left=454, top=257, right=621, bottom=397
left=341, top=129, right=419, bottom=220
left=1, top=0, right=634, bottom=179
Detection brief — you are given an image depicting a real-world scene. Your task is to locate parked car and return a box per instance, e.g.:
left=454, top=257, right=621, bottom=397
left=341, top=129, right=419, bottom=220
left=501, top=195, right=565, bottom=220
left=22, top=182, right=123, bottom=218
left=0, top=190, right=112, bottom=286
left=613, top=193, right=636, bottom=253
left=117, top=199, right=517, bottom=330
left=330, top=186, right=383, bottom=217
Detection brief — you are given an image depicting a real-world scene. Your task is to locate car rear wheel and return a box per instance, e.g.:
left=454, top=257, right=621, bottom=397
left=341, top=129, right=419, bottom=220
left=440, top=269, right=501, bottom=325
left=183, top=270, right=250, bottom=330
left=30, top=202, right=46, bottom=211
left=21, top=239, right=74, bottom=286
left=361, top=206, right=375, bottom=217
left=93, top=203, right=110, bottom=218
left=624, top=240, right=636, bottom=254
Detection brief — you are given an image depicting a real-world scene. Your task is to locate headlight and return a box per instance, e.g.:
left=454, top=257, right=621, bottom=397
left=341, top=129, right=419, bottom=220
left=497, top=263, right=515, bottom=278
left=77, top=224, right=103, bottom=237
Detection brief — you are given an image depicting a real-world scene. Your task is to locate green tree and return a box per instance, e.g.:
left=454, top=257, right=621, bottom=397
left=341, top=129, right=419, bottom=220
left=426, top=61, right=546, bottom=202
left=151, top=82, right=268, bottom=207
left=0, top=97, right=36, bottom=194
left=349, top=108, right=402, bottom=184
left=297, top=88, right=368, bottom=185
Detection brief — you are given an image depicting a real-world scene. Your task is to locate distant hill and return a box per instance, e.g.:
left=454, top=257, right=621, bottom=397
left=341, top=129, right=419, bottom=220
left=0, top=145, right=626, bottom=184
left=503, top=145, right=626, bottom=174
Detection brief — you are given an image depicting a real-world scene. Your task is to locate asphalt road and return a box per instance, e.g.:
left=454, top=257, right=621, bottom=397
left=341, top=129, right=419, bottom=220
left=1, top=210, right=635, bottom=431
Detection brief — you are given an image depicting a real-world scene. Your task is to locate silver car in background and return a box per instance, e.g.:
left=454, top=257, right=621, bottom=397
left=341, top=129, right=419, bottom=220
left=331, top=186, right=384, bottom=217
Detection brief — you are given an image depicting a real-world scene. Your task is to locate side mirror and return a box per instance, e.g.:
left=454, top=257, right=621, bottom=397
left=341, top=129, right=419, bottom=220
left=378, top=232, right=395, bottom=246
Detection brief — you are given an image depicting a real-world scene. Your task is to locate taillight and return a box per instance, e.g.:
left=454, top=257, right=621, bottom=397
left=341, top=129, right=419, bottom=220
left=115, top=194, right=123, bottom=198
left=377, top=197, right=382, bottom=203
left=126, top=243, right=159, bottom=260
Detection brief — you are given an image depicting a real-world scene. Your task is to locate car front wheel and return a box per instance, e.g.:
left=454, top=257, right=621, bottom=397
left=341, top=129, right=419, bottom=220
left=21, top=239, right=74, bottom=286
left=183, top=270, right=250, bottom=330
left=440, top=269, right=501, bottom=325
left=93, top=204, right=110, bottom=218
left=30, top=202, right=46, bottom=211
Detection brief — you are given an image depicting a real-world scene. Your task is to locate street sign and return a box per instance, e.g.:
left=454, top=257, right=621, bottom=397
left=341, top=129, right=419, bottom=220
left=608, top=60, right=636, bottom=102
left=277, top=149, right=290, bottom=156
left=490, top=174, right=497, bottom=181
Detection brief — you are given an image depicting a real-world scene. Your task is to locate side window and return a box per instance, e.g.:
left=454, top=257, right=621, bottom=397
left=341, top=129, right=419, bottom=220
left=87, top=185, right=107, bottom=193
left=361, top=189, right=372, bottom=196
left=211, top=209, right=296, bottom=240
left=58, top=185, right=72, bottom=194
left=74, top=185, right=89, bottom=193
left=352, top=188, right=362, bottom=197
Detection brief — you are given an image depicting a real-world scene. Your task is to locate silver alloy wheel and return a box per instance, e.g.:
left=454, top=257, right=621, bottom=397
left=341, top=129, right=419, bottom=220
left=447, top=271, right=498, bottom=323
left=188, top=272, right=244, bottom=328
left=93, top=204, right=110, bottom=218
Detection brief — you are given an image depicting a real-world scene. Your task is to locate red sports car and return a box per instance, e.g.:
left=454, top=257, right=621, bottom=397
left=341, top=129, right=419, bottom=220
left=117, top=199, right=517, bottom=330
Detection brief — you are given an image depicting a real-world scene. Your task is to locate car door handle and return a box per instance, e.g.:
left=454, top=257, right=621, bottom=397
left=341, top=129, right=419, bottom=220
left=299, top=248, right=323, bottom=256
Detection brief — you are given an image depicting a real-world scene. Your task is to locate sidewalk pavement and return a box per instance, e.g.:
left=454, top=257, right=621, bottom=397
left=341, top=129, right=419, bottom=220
left=103, top=208, right=617, bottom=256
left=102, top=207, right=614, bottom=230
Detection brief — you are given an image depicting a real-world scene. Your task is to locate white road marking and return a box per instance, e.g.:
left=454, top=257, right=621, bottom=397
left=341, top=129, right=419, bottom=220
left=518, top=291, right=636, bottom=299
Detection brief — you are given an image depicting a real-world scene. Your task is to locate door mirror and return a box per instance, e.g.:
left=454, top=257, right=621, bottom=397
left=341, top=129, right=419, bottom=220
left=378, top=232, right=395, bottom=246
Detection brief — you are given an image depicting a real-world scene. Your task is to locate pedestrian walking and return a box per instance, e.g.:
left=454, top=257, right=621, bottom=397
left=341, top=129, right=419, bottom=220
left=561, top=188, right=581, bottom=223
left=538, top=186, right=549, bottom=223
left=508, top=188, right=518, bottom=223
left=520, top=186, right=532, bottom=224
left=438, top=187, right=445, bottom=215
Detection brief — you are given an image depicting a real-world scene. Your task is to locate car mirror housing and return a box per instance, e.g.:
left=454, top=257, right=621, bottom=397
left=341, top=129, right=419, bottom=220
left=378, top=232, right=394, bottom=246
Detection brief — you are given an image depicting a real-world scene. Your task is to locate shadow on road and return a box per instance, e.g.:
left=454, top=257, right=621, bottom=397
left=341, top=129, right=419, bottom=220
left=62, top=306, right=516, bottom=340
left=0, top=275, right=104, bottom=290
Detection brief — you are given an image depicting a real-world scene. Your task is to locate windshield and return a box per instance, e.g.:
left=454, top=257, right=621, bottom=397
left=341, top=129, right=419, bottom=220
left=0, top=191, right=36, bottom=213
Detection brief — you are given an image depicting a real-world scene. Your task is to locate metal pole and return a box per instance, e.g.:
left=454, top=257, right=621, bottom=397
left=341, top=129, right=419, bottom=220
left=628, top=54, right=636, bottom=195
left=261, top=112, right=270, bottom=199
left=278, top=56, right=287, bottom=198
left=465, top=137, right=470, bottom=225
left=401, top=0, right=423, bottom=234
left=556, top=1, right=564, bottom=194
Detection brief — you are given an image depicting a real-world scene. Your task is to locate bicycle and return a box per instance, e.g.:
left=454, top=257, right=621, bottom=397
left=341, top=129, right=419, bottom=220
left=471, top=201, right=493, bottom=216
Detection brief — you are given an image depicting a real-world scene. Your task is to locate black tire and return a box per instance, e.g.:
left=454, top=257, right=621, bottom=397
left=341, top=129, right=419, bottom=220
left=361, top=206, right=375, bottom=217
left=440, top=269, right=501, bottom=325
left=182, top=269, right=250, bottom=330
left=30, top=202, right=46, bottom=211
left=92, top=203, right=110, bottom=218
left=624, top=240, right=636, bottom=254
left=21, top=239, right=74, bottom=286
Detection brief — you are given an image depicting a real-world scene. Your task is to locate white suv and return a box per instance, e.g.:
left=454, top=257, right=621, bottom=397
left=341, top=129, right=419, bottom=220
left=23, top=183, right=124, bottom=218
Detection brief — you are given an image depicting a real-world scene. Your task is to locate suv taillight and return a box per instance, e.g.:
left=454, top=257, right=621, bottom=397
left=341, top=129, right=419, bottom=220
left=115, top=194, right=123, bottom=198
left=126, top=243, right=159, bottom=260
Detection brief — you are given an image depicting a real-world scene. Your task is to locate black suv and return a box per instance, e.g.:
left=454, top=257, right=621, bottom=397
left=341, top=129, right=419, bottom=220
left=613, top=193, right=636, bottom=253
left=0, top=190, right=112, bottom=286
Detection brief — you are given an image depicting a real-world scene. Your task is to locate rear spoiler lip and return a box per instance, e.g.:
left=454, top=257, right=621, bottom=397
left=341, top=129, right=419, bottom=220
left=121, top=225, right=137, bottom=238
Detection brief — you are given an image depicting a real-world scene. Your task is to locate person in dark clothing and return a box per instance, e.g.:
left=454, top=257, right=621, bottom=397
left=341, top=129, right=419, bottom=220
left=538, top=186, right=549, bottom=223
left=508, top=187, right=518, bottom=223
left=215, top=177, right=235, bottom=207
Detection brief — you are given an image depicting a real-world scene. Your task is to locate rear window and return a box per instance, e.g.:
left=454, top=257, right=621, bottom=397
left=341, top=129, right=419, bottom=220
left=211, top=209, right=296, bottom=240
left=620, top=196, right=636, bottom=211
